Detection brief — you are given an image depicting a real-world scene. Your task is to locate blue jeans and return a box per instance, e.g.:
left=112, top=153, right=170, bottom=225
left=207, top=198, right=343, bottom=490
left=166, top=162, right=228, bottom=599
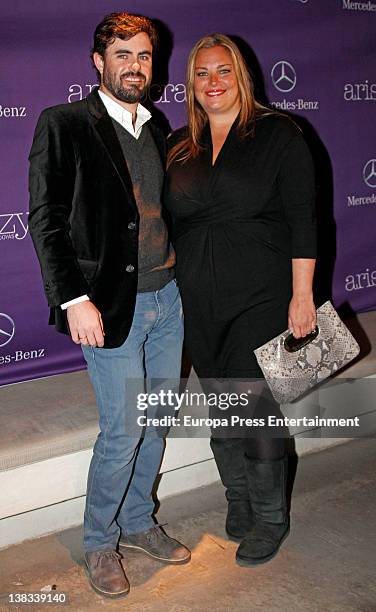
left=81, top=279, right=183, bottom=552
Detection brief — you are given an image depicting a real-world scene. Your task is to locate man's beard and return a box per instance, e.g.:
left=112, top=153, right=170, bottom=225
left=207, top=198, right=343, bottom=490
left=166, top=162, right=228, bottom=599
left=103, top=70, right=148, bottom=103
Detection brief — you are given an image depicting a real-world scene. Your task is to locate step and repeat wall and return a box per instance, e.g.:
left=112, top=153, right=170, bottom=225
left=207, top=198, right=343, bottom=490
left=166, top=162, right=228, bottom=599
left=1, top=0, right=375, bottom=385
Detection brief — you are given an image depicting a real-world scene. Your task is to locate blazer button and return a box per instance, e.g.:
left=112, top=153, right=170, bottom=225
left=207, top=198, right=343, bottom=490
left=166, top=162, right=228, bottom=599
left=128, top=221, right=136, bottom=230
left=125, top=264, right=135, bottom=273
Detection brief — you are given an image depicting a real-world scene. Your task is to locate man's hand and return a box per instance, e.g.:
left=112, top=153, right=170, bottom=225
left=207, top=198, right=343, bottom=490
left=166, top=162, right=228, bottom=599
left=288, top=294, right=316, bottom=339
left=67, top=301, right=105, bottom=347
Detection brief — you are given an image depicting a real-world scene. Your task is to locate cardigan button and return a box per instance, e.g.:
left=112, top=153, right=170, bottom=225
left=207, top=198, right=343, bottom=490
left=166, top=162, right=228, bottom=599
left=125, top=264, right=135, bottom=273
left=128, top=221, right=136, bottom=230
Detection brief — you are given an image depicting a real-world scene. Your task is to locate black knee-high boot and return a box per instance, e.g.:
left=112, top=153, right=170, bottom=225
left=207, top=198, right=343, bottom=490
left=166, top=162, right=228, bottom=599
left=236, top=454, right=290, bottom=566
left=210, top=438, right=253, bottom=541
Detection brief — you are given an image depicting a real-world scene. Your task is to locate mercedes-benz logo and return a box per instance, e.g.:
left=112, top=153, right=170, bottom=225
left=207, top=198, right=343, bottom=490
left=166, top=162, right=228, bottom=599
left=363, top=159, right=376, bottom=188
left=0, top=313, right=15, bottom=348
left=271, top=61, right=297, bottom=93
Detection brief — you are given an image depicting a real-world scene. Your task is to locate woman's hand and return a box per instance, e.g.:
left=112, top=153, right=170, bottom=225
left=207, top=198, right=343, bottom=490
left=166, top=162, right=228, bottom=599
left=289, top=258, right=316, bottom=338
left=288, top=294, right=316, bottom=339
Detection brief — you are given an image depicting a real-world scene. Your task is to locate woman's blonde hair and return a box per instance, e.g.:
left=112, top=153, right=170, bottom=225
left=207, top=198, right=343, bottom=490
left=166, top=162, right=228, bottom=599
left=168, top=33, right=272, bottom=166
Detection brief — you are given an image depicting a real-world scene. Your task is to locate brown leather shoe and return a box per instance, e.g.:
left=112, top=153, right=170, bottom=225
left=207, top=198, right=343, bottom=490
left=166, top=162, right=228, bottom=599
left=84, top=550, right=130, bottom=598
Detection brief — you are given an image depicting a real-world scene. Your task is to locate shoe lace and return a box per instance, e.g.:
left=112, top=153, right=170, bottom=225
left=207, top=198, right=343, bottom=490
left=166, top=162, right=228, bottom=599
left=96, top=550, right=122, bottom=568
left=145, top=523, right=168, bottom=543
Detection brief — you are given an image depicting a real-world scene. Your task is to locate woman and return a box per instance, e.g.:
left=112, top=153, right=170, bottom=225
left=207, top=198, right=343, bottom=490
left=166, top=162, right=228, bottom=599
left=165, top=34, right=317, bottom=566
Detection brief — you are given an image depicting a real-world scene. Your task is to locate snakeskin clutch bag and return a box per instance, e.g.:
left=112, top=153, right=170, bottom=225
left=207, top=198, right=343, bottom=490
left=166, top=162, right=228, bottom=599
left=254, top=301, right=360, bottom=404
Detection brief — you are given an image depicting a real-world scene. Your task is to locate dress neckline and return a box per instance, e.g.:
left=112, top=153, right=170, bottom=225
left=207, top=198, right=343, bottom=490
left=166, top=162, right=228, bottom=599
left=203, top=114, right=240, bottom=169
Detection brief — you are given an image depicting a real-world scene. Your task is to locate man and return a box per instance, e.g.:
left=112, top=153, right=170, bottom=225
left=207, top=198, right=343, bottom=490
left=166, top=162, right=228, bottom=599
left=28, top=12, right=190, bottom=598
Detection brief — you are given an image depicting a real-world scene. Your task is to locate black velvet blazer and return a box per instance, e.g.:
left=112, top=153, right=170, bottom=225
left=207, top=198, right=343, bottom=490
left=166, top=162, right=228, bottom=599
left=28, top=88, right=166, bottom=348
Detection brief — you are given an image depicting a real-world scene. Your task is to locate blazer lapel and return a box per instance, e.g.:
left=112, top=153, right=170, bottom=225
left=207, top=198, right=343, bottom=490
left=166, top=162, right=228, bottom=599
left=86, top=88, right=136, bottom=203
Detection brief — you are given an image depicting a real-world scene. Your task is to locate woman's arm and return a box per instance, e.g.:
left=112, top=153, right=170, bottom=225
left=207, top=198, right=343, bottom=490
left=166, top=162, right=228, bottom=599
left=277, top=125, right=317, bottom=338
left=288, top=258, right=316, bottom=338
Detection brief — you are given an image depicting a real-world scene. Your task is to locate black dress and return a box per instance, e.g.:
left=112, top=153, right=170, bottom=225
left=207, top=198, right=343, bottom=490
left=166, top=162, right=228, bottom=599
left=164, top=113, right=316, bottom=378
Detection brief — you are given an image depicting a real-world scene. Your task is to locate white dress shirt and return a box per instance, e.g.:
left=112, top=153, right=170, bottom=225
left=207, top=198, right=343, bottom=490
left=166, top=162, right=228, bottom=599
left=61, top=90, right=152, bottom=310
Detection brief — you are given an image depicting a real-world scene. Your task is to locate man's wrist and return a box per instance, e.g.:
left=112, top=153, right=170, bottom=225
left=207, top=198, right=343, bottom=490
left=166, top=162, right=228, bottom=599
left=61, top=295, right=90, bottom=310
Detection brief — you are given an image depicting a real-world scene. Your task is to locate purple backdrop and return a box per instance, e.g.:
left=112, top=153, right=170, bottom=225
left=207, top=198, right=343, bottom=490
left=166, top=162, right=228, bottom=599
left=1, top=0, right=375, bottom=385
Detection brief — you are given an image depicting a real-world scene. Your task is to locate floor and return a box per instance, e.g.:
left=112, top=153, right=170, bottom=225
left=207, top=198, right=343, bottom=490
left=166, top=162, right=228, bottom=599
left=0, top=438, right=375, bottom=612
